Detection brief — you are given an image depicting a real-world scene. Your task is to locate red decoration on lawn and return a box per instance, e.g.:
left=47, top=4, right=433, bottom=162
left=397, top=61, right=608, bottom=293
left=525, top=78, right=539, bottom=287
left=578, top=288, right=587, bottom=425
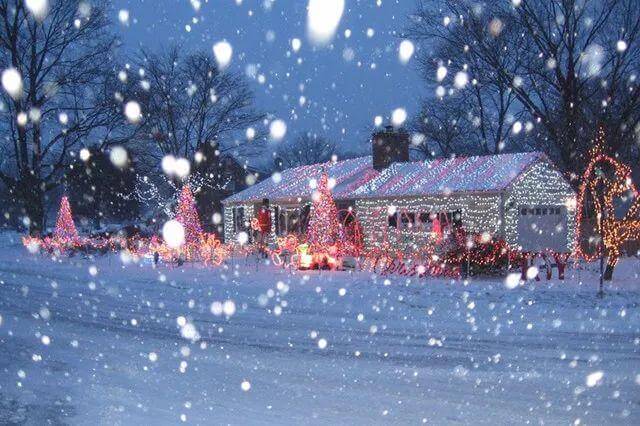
left=307, top=172, right=343, bottom=249
left=175, top=185, right=203, bottom=246
left=53, top=196, right=79, bottom=242
left=22, top=187, right=230, bottom=265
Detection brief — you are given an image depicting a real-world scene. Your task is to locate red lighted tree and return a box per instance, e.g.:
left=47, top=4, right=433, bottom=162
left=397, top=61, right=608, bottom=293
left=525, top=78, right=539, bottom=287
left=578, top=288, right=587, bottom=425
left=175, top=185, right=203, bottom=245
left=307, top=173, right=343, bottom=249
left=53, top=196, right=79, bottom=241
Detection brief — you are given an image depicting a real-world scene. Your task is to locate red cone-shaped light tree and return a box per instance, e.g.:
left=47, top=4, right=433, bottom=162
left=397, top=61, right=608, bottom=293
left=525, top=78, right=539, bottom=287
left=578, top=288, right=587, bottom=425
left=175, top=185, right=203, bottom=245
left=307, top=172, right=343, bottom=249
left=53, top=196, right=79, bottom=241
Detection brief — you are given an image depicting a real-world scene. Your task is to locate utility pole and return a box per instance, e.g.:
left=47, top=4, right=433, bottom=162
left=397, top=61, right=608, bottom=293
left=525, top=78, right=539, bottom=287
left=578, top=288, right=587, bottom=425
left=595, top=172, right=605, bottom=298
left=598, top=242, right=604, bottom=298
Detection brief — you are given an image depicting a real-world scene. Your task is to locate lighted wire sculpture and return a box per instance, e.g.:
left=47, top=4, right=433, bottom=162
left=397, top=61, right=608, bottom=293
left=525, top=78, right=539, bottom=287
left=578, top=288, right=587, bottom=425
left=575, top=126, right=640, bottom=279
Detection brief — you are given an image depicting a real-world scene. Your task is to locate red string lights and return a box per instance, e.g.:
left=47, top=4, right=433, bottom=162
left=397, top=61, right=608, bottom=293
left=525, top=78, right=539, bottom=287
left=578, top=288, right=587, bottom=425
left=175, top=185, right=204, bottom=245
left=307, top=172, right=343, bottom=249
left=23, top=187, right=229, bottom=265
left=53, top=196, right=79, bottom=242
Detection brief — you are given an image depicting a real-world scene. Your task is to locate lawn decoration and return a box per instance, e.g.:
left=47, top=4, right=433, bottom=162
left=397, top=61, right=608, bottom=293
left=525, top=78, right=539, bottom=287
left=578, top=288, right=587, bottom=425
left=296, top=172, right=346, bottom=269
left=575, top=126, right=640, bottom=280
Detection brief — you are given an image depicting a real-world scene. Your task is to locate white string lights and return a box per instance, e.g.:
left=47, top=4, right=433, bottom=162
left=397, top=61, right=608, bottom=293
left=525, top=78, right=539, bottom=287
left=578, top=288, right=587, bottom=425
left=503, top=161, right=576, bottom=250
left=356, top=194, right=501, bottom=252
left=223, top=152, right=576, bottom=254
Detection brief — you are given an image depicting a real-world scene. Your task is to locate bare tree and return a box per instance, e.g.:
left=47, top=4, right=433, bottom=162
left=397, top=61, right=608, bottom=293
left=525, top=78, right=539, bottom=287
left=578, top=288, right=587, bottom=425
left=0, top=0, right=133, bottom=233
left=407, top=0, right=640, bottom=177
left=407, top=1, right=532, bottom=159
left=411, top=98, right=473, bottom=159
left=122, top=47, right=264, bottom=168
left=274, top=132, right=336, bottom=169
left=116, top=47, right=264, bottom=224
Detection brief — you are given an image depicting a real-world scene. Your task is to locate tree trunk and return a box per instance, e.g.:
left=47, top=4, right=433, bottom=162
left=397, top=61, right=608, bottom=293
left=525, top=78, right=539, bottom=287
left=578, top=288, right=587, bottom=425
left=604, top=263, right=615, bottom=281
left=17, top=175, right=45, bottom=235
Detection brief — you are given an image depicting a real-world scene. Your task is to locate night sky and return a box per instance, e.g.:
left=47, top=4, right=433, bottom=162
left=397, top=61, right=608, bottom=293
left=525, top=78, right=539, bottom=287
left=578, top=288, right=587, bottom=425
left=112, top=0, right=424, bottom=159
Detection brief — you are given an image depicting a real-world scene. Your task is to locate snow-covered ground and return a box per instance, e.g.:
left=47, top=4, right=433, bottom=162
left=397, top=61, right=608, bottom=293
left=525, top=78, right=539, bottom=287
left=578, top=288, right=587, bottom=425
left=0, top=232, right=639, bottom=425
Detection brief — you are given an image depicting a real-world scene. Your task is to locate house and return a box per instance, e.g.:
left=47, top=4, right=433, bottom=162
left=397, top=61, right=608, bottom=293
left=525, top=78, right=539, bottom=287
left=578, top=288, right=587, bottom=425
left=222, top=127, right=577, bottom=253
left=222, top=155, right=380, bottom=242
left=353, top=151, right=576, bottom=253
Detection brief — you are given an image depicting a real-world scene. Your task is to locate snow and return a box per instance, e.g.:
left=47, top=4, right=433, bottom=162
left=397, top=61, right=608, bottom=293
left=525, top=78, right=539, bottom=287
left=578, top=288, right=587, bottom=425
left=223, top=156, right=379, bottom=205
left=306, top=0, right=345, bottom=46
left=212, top=41, right=233, bottom=70
left=124, top=101, right=142, bottom=124
left=354, top=152, right=545, bottom=198
left=290, top=38, right=302, bottom=53
left=25, top=0, right=48, bottom=21
left=0, top=232, right=638, bottom=423
left=109, top=146, right=129, bottom=169
left=118, top=9, right=130, bottom=26
left=162, top=220, right=185, bottom=248
left=161, top=156, right=191, bottom=180
left=398, top=40, right=415, bottom=64
left=268, top=119, right=287, bottom=141
left=454, top=71, right=469, bottom=89
left=1, top=67, right=22, bottom=99
left=391, top=107, right=407, bottom=126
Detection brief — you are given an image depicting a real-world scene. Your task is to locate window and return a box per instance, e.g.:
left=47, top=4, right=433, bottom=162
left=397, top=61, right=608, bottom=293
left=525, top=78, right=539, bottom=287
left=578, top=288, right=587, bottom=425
left=232, top=207, right=245, bottom=233
left=452, top=210, right=462, bottom=226
left=388, top=212, right=398, bottom=228
left=275, top=206, right=285, bottom=235
left=299, top=205, right=311, bottom=234
left=400, top=212, right=415, bottom=230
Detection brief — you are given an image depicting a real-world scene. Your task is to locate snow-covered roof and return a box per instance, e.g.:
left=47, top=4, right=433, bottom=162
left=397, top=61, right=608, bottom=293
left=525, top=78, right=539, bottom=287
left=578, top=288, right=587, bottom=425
left=223, top=156, right=379, bottom=204
left=353, top=152, right=546, bottom=199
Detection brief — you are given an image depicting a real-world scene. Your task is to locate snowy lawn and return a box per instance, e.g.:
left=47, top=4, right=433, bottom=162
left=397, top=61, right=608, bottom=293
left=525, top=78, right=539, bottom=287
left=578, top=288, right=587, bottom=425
left=0, top=232, right=639, bottom=425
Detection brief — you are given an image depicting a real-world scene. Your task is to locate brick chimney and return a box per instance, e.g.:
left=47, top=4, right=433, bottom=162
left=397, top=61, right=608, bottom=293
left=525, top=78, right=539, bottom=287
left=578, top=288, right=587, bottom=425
left=371, top=126, right=410, bottom=171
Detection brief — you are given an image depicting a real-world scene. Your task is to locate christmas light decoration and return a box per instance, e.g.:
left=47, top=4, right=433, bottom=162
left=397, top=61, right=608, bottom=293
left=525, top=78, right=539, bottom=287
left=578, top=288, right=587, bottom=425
left=575, top=126, right=640, bottom=279
left=296, top=243, right=314, bottom=269
left=53, top=196, right=79, bottom=242
left=175, top=185, right=203, bottom=245
left=224, top=204, right=254, bottom=243
left=146, top=185, right=229, bottom=264
left=270, top=234, right=301, bottom=268
left=222, top=157, right=378, bottom=243
left=355, top=152, right=575, bottom=254
left=24, top=187, right=229, bottom=266
left=307, top=172, right=343, bottom=249
left=503, top=161, right=576, bottom=251
left=223, top=151, right=575, bottom=276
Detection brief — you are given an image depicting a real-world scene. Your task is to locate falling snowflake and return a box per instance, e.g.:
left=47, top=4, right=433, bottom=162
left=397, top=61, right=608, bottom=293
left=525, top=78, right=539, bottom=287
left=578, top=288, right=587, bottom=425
left=213, top=41, right=233, bottom=70
left=163, top=220, right=185, bottom=249
left=1, top=68, right=22, bottom=99
left=124, top=101, right=142, bottom=123
left=391, top=108, right=407, bottom=126
left=398, top=40, right=415, bottom=64
left=307, top=0, right=344, bottom=46
left=269, top=119, right=287, bottom=141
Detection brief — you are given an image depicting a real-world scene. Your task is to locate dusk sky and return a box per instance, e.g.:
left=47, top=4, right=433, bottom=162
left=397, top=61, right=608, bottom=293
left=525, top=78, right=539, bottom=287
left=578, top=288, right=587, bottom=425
left=112, top=0, right=424, bottom=158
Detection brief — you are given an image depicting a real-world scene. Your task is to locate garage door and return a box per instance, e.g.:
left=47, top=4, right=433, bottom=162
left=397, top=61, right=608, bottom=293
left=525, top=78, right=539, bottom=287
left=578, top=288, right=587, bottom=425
left=516, top=205, right=568, bottom=252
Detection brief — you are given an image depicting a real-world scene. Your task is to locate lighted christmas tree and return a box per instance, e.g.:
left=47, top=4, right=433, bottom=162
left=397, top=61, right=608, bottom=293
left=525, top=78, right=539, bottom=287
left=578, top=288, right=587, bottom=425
left=175, top=185, right=203, bottom=245
left=307, top=172, right=343, bottom=249
left=53, top=196, right=79, bottom=241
